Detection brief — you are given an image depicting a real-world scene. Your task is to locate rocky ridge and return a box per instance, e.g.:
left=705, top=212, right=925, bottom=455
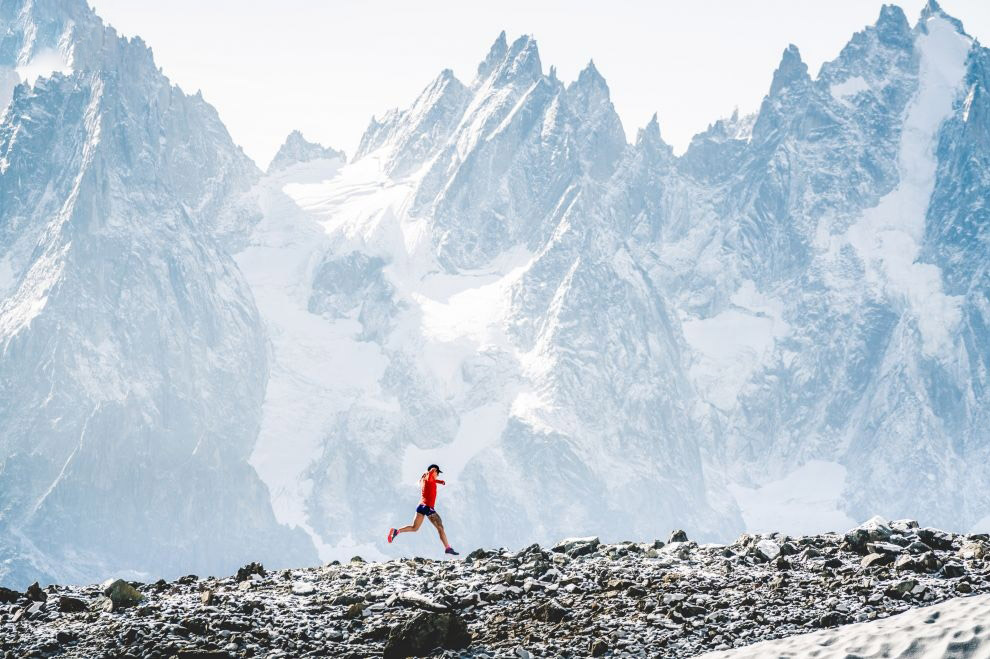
left=1, top=518, right=988, bottom=658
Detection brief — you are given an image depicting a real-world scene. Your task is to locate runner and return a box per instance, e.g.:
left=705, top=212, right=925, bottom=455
left=387, top=464, right=459, bottom=555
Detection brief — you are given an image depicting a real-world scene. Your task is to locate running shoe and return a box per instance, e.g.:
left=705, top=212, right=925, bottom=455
left=387, top=528, right=398, bottom=543
left=445, top=547, right=459, bottom=556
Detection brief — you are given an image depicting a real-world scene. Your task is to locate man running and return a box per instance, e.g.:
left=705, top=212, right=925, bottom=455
left=387, top=464, right=459, bottom=555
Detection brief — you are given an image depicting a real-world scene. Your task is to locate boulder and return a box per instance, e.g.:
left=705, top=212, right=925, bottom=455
left=552, top=536, right=600, bottom=557
left=382, top=611, right=470, bottom=659
left=0, top=587, right=20, bottom=604
left=844, top=517, right=892, bottom=553
left=941, top=562, right=966, bottom=578
left=668, top=530, right=688, bottom=544
left=235, top=562, right=266, bottom=582
left=916, top=528, right=954, bottom=551
left=886, top=579, right=918, bottom=598
left=958, top=541, right=987, bottom=560
left=754, top=539, right=780, bottom=562
left=25, top=582, right=47, bottom=602
left=101, top=579, right=143, bottom=609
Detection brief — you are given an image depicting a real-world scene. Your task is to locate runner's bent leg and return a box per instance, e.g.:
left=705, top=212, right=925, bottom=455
left=427, top=512, right=450, bottom=549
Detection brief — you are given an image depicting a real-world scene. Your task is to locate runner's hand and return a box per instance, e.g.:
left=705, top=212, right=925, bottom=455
left=437, top=479, right=445, bottom=485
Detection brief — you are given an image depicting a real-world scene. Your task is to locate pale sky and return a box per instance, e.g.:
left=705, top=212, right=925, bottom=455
left=89, top=1, right=989, bottom=170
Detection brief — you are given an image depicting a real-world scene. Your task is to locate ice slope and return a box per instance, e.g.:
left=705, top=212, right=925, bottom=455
left=700, top=594, right=990, bottom=659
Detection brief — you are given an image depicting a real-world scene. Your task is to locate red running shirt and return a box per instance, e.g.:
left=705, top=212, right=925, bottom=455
left=419, top=472, right=444, bottom=508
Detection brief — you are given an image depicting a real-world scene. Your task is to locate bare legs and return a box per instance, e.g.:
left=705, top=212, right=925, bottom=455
left=395, top=512, right=449, bottom=548
left=397, top=513, right=425, bottom=533
left=427, top=512, right=450, bottom=549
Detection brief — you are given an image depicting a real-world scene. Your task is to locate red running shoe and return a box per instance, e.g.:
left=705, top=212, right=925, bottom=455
left=387, top=528, right=398, bottom=543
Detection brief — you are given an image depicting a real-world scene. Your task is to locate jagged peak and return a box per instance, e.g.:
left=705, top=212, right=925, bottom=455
left=576, top=59, right=607, bottom=89
left=475, top=32, right=543, bottom=87
left=635, top=112, right=664, bottom=150
left=476, top=30, right=509, bottom=80
left=768, top=44, right=810, bottom=96
left=918, top=0, right=967, bottom=34
left=268, top=130, right=344, bottom=174
left=872, top=4, right=911, bottom=45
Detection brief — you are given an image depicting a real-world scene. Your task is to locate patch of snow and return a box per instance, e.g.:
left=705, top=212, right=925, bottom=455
left=700, top=594, right=990, bottom=658
left=830, top=75, right=869, bottom=102
left=845, top=16, right=971, bottom=358
left=0, top=254, right=16, bottom=298
left=729, top=461, right=856, bottom=535
left=1, top=67, right=19, bottom=117
left=15, top=48, right=72, bottom=85
left=682, top=280, right=788, bottom=410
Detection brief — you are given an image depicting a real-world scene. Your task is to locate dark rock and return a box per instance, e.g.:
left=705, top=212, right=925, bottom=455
left=466, top=548, right=490, bottom=561
left=55, top=630, right=77, bottom=644
left=668, top=530, right=688, bottom=544
left=350, top=556, right=365, bottom=563
left=590, top=639, right=609, bottom=656
left=917, top=528, right=954, bottom=551
left=532, top=600, right=568, bottom=623
left=174, top=651, right=230, bottom=659
left=345, top=602, right=365, bottom=619
left=941, top=562, right=966, bottom=578
left=25, top=582, right=47, bottom=602
left=382, top=611, right=470, bottom=659
left=235, top=562, right=266, bottom=582
left=817, top=611, right=850, bottom=627
left=57, top=596, right=87, bottom=613
left=0, top=587, right=21, bottom=604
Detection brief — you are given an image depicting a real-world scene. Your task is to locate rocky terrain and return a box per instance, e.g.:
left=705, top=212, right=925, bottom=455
left=1, top=518, right=987, bottom=658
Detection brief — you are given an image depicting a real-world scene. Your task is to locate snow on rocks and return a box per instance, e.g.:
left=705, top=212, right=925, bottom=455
left=2, top=522, right=989, bottom=657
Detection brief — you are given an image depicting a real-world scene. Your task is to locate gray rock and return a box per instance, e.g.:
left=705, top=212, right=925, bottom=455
left=668, top=530, right=688, bottom=544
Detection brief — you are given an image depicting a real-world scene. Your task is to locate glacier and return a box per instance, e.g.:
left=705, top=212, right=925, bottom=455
left=2, top=0, right=990, bottom=587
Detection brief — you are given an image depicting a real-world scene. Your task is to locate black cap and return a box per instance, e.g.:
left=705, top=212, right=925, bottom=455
left=428, top=464, right=442, bottom=473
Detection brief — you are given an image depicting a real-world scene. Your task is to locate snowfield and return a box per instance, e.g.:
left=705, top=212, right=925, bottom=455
left=701, top=594, right=990, bottom=659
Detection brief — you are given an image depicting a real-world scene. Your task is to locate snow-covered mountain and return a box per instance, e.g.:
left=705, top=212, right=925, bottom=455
left=2, top=0, right=989, bottom=587
left=0, top=0, right=315, bottom=587
left=239, top=2, right=990, bottom=561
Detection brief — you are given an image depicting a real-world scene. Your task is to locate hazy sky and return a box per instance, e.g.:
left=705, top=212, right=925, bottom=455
left=89, top=1, right=989, bottom=169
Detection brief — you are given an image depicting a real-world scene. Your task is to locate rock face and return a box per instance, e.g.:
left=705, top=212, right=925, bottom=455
left=0, top=0, right=316, bottom=587
left=1, top=523, right=988, bottom=658
left=266, top=130, right=345, bottom=173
